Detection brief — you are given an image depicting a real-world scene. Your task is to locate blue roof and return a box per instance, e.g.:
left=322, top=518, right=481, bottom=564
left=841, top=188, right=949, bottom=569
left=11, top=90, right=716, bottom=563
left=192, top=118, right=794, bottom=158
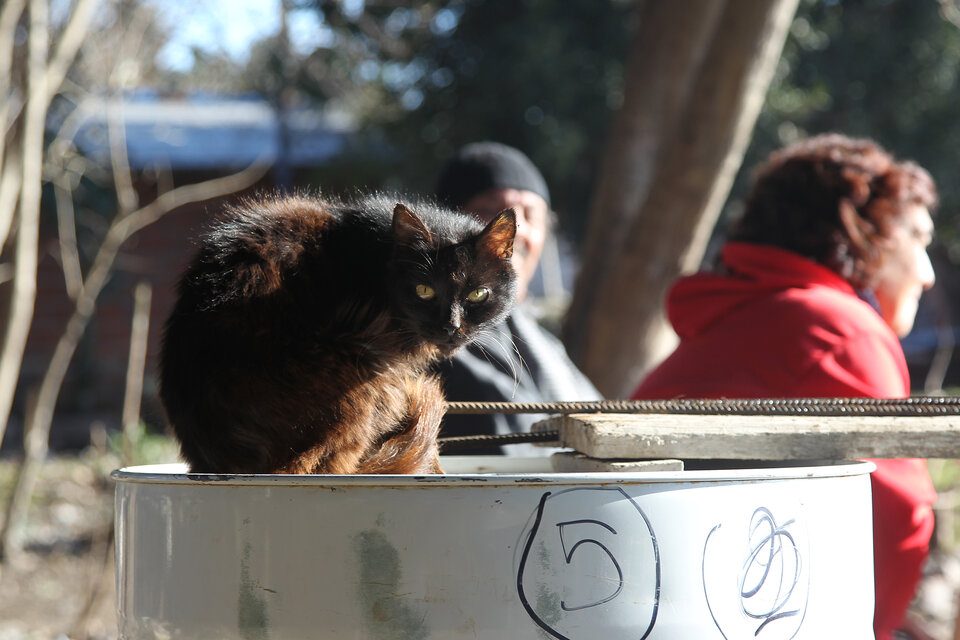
left=70, top=96, right=352, bottom=170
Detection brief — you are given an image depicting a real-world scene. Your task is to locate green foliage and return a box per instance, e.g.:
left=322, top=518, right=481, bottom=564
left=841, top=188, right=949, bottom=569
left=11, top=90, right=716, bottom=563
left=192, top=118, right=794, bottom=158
left=109, top=421, right=180, bottom=467
left=239, top=0, right=960, bottom=255
left=929, top=458, right=960, bottom=492
left=730, top=0, right=960, bottom=256
left=305, top=0, right=635, bottom=237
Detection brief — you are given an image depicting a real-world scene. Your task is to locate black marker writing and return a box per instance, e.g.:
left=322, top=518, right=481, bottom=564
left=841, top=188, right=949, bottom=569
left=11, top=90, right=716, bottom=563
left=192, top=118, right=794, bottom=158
left=516, top=487, right=660, bottom=640
left=741, top=508, right=802, bottom=634
left=557, top=519, right=623, bottom=611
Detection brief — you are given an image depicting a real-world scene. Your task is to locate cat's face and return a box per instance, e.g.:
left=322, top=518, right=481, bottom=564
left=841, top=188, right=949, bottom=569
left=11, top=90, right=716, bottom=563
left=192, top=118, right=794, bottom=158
left=388, top=203, right=518, bottom=354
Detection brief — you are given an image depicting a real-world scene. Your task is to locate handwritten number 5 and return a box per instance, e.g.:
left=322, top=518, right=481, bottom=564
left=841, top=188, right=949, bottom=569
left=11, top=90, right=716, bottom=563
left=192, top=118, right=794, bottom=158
left=557, top=519, right=624, bottom=611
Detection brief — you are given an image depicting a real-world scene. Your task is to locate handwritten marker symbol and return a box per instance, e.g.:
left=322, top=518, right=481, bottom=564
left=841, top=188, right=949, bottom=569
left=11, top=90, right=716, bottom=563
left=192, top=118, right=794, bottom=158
left=516, top=487, right=659, bottom=640
left=557, top=519, right=623, bottom=611
left=703, top=506, right=809, bottom=640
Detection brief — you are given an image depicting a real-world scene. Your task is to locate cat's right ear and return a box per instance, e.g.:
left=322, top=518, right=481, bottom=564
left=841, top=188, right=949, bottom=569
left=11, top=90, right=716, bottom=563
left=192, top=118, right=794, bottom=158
left=392, top=203, right=433, bottom=247
left=478, top=208, right=517, bottom=260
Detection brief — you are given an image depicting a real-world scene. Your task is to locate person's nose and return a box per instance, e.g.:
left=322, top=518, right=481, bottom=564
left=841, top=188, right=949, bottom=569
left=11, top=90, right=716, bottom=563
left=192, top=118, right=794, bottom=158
left=919, top=249, right=935, bottom=290
left=511, top=207, right=531, bottom=241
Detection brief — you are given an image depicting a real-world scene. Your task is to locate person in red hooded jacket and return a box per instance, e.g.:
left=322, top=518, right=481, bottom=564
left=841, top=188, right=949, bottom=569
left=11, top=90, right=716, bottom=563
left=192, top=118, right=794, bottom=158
left=632, top=134, right=938, bottom=640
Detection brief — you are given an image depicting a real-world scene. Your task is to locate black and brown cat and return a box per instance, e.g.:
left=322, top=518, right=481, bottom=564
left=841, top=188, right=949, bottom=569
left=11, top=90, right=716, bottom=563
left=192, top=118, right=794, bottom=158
left=159, top=194, right=517, bottom=474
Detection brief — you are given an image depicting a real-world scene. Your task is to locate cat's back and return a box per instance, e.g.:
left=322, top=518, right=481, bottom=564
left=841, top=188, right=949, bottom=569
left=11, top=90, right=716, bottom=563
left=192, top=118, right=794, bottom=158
left=182, top=195, right=378, bottom=304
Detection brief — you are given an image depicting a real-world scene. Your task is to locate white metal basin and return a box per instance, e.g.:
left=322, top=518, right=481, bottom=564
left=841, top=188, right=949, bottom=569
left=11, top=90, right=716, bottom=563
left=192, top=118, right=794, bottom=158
left=113, top=457, right=875, bottom=639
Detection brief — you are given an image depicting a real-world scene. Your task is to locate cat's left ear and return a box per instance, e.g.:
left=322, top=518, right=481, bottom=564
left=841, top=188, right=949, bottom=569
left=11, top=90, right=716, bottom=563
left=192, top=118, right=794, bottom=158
left=393, top=203, right=433, bottom=247
left=478, top=208, right=517, bottom=260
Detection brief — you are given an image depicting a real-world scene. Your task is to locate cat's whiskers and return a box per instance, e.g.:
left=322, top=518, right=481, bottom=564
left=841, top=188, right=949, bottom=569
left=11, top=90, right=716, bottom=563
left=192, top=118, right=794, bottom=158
left=474, top=327, right=524, bottom=396
left=498, top=326, right=537, bottom=394
left=472, top=342, right=515, bottom=398
left=503, top=330, right=537, bottom=381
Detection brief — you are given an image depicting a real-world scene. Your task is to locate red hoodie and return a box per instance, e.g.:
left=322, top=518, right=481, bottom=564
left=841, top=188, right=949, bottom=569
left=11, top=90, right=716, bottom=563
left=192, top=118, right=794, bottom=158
left=632, top=242, right=936, bottom=640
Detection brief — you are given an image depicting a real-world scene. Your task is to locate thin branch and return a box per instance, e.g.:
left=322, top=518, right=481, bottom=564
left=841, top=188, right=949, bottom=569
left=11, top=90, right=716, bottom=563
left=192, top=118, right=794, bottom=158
left=41, top=0, right=99, bottom=106
left=0, top=159, right=269, bottom=558
left=43, top=93, right=91, bottom=168
left=0, top=0, right=26, bottom=255
left=122, top=282, right=151, bottom=464
left=54, top=174, right=82, bottom=299
left=0, top=0, right=99, bottom=140
left=0, top=148, right=22, bottom=253
left=0, top=0, right=101, bottom=436
left=44, top=100, right=90, bottom=297
left=108, top=96, right=138, bottom=215
left=0, top=0, right=26, bottom=94
left=0, top=0, right=27, bottom=176
left=0, top=0, right=51, bottom=456
left=1, top=97, right=25, bottom=142
left=154, top=162, right=174, bottom=198
left=107, top=5, right=155, bottom=217
left=114, top=159, right=271, bottom=241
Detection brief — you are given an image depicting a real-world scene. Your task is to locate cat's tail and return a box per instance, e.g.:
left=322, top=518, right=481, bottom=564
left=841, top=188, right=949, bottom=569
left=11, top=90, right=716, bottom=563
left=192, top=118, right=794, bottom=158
left=354, top=374, right=446, bottom=475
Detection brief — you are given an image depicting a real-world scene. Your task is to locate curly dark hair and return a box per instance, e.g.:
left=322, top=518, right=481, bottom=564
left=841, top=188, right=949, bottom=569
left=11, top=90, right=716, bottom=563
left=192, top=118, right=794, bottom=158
left=729, top=133, right=938, bottom=289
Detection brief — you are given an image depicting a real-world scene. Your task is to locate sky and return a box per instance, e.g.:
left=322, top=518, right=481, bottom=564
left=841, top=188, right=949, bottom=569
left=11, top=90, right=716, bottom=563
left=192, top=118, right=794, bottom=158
left=145, top=0, right=335, bottom=72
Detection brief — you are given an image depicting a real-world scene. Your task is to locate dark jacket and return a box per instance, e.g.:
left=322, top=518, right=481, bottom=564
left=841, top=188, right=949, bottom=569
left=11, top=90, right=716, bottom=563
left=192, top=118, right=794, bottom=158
left=437, top=304, right=600, bottom=455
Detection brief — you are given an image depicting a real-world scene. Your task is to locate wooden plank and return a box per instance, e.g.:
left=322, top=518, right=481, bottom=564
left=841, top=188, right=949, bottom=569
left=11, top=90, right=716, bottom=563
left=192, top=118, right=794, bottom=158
left=535, top=413, right=960, bottom=460
left=549, top=452, right=684, bottom=472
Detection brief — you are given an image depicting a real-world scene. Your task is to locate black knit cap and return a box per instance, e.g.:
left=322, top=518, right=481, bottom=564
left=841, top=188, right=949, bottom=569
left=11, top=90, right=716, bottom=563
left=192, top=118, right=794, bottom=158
left=435, top=141, right=551, bottom=210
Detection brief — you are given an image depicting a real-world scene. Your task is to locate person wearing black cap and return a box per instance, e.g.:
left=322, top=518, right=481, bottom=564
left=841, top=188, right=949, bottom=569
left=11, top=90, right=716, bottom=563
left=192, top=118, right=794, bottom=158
left=435, top=142, right=601, bottom=454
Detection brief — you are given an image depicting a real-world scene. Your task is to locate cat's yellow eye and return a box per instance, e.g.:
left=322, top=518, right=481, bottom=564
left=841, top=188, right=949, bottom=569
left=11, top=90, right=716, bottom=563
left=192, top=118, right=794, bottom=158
left=415, top=284, right=436, bottom=300
left=467, top=287, right=490, bottom=304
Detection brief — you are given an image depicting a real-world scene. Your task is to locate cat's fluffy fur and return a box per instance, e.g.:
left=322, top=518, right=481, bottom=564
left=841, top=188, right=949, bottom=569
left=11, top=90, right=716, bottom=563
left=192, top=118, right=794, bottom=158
left=159, top=194, right=517, bottom=474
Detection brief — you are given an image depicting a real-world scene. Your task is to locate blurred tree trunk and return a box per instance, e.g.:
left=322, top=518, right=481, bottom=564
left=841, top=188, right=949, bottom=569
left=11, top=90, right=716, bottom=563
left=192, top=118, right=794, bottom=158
left=563, top=0, right=799, bottom=398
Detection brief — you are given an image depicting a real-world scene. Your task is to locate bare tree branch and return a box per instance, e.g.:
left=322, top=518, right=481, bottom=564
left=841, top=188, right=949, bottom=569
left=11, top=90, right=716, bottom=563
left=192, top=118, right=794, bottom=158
left=0, top=159, right=269, bottom=559
left=0, top=0, right=26, bottom=93
left=0, top=148, right=22, bottom=253
left=44, top=93, right=93, bottom=164
left=0, top=0, right=27, bottom=177
left=0, top=0, right=100, bottom=433
left=0, top=0, right=144, bottom=444
left=108, top=6, right=155, bottom=217
left=108, top=97, right=138, bottom=215
left=0, top=0, right=27, bottom=256
left=54, top=174, right=82, bottom=299
left=121, top=281, right=152, bottom=464
left=41, top=0, right=99, bottom=106
left=0, top=0, right=51, bottom=456
left=0, top=0, right=100, bottom=141
left=44, top=99, right=94, bottom=298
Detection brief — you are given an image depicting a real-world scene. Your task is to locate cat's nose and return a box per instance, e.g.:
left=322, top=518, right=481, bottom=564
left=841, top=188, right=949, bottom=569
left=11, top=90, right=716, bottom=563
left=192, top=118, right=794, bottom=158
left=445, top=306, right=462, bottom=336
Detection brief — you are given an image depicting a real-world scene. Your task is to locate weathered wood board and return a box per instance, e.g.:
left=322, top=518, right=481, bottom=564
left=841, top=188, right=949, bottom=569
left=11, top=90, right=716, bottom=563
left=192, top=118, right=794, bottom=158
left=535, top=413, right=960, bottom=460
left=548, top=452, right=684, bottom=472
